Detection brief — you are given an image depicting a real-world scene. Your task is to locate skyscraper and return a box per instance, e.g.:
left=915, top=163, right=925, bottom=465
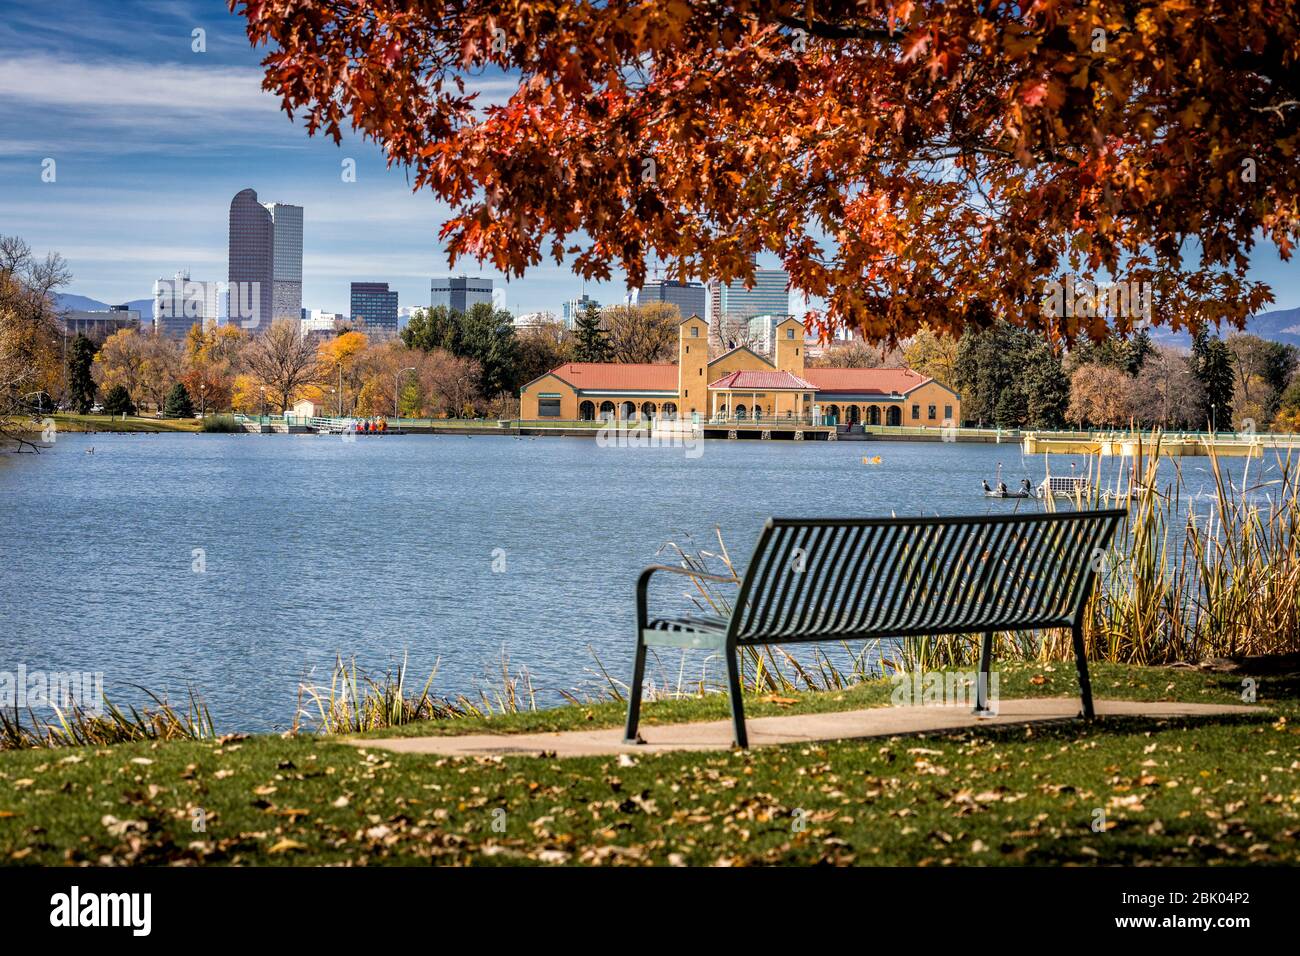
left=561, top=293, right=602, bottom=328
left=153, top=270, right=219, bottom=338
left=430, top=276, right=493, bottom=313
left=264, top=202, right=303, bottom=323
left=349, top=282, right=399, bottom=333
left=227, top=188, right=302, bottom=331
left=635, top=278, right=706, bottom=319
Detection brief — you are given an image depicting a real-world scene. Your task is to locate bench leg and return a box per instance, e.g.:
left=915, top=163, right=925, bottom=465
left=623, top=635, right=647, bottom=744
left=973, top=630, right=994, bottom=715
left=725, top=646, right=749, bottom=749
left=1071, top=622, right=1096, bottom=720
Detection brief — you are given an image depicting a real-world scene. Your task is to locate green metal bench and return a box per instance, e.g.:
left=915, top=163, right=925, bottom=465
left=625, top=509, right=1125, bottom=747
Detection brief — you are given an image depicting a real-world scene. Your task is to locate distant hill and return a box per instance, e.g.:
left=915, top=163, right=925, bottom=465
left=54, top=293, right=154, bottom=317
left=1141, top=306, right=1300, bottom=350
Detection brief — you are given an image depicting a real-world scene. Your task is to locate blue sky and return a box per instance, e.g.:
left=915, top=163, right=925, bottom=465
left=1, top=0, right=1297, bottom=319
left=0, top=0, right=630, bottom=317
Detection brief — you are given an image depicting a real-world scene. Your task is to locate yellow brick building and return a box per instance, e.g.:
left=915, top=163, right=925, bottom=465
left=519, top=315, right=962, bottom=427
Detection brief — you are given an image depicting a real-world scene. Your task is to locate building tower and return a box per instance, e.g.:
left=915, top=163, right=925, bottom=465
left=227, top=188, right=274, bottom=331
left=677, top=313, right=709, bottom=420
left=774, top=316, right=805, bottom=375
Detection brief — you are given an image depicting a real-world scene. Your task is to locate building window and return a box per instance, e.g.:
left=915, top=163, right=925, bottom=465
left=944, top=404, right=953, bottom=420
left=928, top=405, right=936, bottom=420
left=684, top=389, right=689, bottom=398
left=691, top=326, right=699, bottom=337
left=685, top=345, right=689, bottom=354
left=911, top=404, right=920, bottom=420
left=786, top=328, right=795, bottom=339
left=539, top=398, right=561, bottom=417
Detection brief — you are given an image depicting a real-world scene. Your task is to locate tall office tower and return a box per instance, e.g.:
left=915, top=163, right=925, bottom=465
left=263, top=201, right=303, bottom=322
left=636, top=278, right=706, bottom=319
left=228, top=189, right=274, bottom=330
left=349, top=282, right=399, bottom=333
left=227, top=189, right=302, bottom=331
left=153, top=270, right=220, bottom=338
left=430, top=276, right=494, bottom=313
left=561, top=293, right=602, bottom=328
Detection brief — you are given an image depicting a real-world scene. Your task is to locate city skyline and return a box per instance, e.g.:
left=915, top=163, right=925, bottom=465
left=3, top=0, right=1298, bottom=322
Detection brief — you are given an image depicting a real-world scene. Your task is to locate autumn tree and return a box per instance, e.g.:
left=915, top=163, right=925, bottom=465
left=1068, top=364, right=1133, bottom=428
left=242, top=319, right=322, bottom=413
left=239, top=1, right=1296, bottom=347
left=516, top=318, right=574, bottom=385
left=901, top=326, right=958, bottom=387
left=812, top=339, right=899, bottom=369
left=604, top=302, right=679, bottom=363
left=1226, top=333, right=1297, bottom=426
left=0, top=236, right=66, bottom=443
left=93, top=329, right=148, bottom=409
left=318, top=329, right=370, bottom=415
left=1130, top=346, right=1205, bottom=428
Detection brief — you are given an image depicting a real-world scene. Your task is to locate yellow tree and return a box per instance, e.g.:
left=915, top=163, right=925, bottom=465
left=317, top=330, right=369, bottom=415
left=903, top=326, right=959, bottom=387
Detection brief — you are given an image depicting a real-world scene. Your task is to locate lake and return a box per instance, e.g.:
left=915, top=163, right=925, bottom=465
left=0, top=431, right=1268, bottom=731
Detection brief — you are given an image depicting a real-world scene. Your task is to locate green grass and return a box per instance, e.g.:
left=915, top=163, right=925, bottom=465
left=1, top=664, right=1295, bottom=866
left=45, top=413, right=203, bottom=433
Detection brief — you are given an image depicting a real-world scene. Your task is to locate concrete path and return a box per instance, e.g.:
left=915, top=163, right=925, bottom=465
left=352, top=698, right=1263, bottom=758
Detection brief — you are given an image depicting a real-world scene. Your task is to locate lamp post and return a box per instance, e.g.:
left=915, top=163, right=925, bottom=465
left=260, top=387, right=266, bottom=421
left=199, top=383, right=206, bottom=418
left=395, top=366, right=416, bottom=420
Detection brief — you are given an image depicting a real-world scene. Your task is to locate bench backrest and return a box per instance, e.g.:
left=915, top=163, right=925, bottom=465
left=730, top=510, right=1125, bottom=643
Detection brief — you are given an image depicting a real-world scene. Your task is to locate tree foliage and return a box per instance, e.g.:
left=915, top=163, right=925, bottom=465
left=240, top=1, right=1296, bottom=344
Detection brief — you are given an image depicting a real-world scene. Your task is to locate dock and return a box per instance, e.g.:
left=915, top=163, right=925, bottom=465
left=1020, top=432, right=1300, bottom=458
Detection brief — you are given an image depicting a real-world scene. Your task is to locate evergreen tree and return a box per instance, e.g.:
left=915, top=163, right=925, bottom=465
left=102, top=384, right=135, bottom=417
left=66, top=333, right=96, bottom=414
left=1021, top=340, right=1071, bottom=427
left=573, top=303, right=612, bottom=363
left=163, top=382, right=195, bottom=418
left=1191, top=327, right=1235, bottom=430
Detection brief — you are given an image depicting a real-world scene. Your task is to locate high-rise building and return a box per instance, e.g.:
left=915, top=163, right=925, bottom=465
left=709, top=268, right=790, bottom=325
left=227, top=188, right=302, bottom=331
left=153, top=271, right=219, bottom=339
left=561, top=293, right=602, bottom=328
left=61, top=306, right=141, bottom=343
left=636, top=278, right=706, bottom=319
left=264, top=202, right=303, bottom=322
left=350, top=282, right=399, bottom=333
left=430, top=276, right=493, bottom=313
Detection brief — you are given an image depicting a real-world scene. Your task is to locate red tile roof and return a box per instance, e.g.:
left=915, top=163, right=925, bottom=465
left=801, top=367, right=932, bottom=395
left=708, top=370, right=817, bottom=390
left=544, top=363, right=678, bottom=392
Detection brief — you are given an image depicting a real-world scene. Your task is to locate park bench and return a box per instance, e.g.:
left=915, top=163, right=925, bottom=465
left=625, top=509, right=1125, bottom=747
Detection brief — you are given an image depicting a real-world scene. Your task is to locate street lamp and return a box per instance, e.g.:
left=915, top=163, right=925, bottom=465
left=199, top=383, right=206, bottom=418
left=395, top=367, right=416, bottom=420
left=260, top=387, right=267, bottom=421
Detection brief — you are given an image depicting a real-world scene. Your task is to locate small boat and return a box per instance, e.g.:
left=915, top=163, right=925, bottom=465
left=982, top=477, right=1034, bottom=499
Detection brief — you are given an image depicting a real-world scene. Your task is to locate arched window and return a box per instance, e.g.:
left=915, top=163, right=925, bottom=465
left=578, top=400, right=595, bottom=421
left=827, top=404, right=841, bottom=424
left=640, top=401, right=657, bottom=421
left=886, top=405, right=902, bottom=426
left=599, top=401, right=616, bottom=421
left=848, top=405, right=861, bottom=425
left=867, top=405, right=881, bottom=425
left=735, top=404, right=748, bottom=419
left=662, top=402, right=678, bottom=419
left=620, top=401, right=636, bottom=420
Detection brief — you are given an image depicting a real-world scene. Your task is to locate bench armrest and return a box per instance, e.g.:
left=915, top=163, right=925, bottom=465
left=636, top=564, right=739, bottom=627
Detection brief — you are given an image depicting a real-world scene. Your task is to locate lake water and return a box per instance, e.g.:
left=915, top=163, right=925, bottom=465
left=0, top=431, right=1270, bottom=731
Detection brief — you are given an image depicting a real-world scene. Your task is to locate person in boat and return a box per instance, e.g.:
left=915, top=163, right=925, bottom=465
left=1021, top=478, right=1033, bottom=495
left=982, top=479, right=993, bottom=494
left=997, top=480, right=1008, bottom=495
